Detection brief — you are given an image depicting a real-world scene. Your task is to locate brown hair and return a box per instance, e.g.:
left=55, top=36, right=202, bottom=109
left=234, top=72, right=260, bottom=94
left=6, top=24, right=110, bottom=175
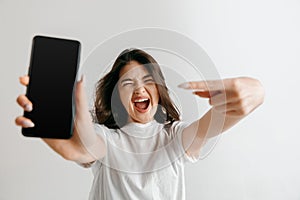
left=94, top=48, right=180, bottom=129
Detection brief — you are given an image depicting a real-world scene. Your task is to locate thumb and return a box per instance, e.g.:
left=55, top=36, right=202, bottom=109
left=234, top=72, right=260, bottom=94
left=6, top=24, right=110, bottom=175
left=75, top=75, right=89, bottom=113
left=193, top=90, right=222, bottom=98
left=193, top=91, right=211, bottom=98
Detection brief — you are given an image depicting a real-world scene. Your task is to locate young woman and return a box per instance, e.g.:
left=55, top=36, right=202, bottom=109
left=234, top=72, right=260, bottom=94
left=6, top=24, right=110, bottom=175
left=16, top=49, right=265, bottom=199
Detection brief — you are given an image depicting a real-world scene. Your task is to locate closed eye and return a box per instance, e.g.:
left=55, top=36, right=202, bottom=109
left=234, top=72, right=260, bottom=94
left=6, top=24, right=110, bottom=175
left=144, top=78, right=154, bottom=83
left=143, top=74, right=155, bottom=84
left=122, top=81, right=134, bottom=86
left=121, top=78, right=134, bottom=87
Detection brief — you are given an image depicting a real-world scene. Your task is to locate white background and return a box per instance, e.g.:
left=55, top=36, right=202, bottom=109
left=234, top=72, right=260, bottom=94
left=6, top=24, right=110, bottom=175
left=1, top=0, right=300, bottom=199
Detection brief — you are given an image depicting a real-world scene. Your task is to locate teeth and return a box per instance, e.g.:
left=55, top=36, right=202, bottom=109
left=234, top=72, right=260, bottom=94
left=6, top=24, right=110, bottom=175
left=134, top=98, right=148, bottom=103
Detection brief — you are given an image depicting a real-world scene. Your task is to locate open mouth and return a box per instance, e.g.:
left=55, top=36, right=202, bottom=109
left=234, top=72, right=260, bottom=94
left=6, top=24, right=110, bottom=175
left=133, top=98, right=150, bottom=112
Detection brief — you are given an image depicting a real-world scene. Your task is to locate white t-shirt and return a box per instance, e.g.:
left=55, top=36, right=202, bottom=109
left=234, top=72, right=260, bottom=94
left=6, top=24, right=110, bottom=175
left=88, top=120, right=199, bottom=200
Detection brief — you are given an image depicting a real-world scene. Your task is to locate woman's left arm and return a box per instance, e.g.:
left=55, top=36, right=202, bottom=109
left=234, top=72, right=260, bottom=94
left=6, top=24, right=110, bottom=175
left=179, top=77, right=265, bottom=157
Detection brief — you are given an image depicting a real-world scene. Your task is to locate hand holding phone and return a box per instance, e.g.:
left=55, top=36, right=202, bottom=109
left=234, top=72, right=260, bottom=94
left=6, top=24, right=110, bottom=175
left=21, top=35, right=81, bottom=139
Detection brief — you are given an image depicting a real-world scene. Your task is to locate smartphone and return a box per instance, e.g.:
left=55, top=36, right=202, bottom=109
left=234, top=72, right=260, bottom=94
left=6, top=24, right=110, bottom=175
left=22, top=35, right=81, bottom=139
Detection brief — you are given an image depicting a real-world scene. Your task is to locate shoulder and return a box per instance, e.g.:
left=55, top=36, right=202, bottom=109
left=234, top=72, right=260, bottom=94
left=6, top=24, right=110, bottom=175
left=93, top=123, right=120, bottom=138
left=165, top=120, right=189, bottom=134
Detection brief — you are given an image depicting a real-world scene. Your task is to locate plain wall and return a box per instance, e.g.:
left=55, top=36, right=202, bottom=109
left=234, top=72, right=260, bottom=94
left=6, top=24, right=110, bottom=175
left=1, top=0, right=300, bottom=199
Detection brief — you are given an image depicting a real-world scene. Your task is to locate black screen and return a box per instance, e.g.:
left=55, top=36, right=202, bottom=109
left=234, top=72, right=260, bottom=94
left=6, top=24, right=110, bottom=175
left=22, top=36, right=80, bottom=139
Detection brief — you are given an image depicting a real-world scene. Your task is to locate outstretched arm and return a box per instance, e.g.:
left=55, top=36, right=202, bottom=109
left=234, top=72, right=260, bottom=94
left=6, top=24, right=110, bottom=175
left=15, top=76, right=106, bottom=164
left=179, top=77, right=265, bottom=157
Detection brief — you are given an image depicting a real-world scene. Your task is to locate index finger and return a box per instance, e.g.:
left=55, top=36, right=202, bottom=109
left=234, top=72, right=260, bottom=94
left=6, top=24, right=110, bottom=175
left=19, top=75, right=29, bottom=86
left=178, top=80, right=225, bottom=92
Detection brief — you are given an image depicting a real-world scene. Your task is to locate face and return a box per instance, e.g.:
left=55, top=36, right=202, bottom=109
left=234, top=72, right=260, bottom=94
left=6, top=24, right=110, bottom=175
left=117, top=61, right=159, bottom=124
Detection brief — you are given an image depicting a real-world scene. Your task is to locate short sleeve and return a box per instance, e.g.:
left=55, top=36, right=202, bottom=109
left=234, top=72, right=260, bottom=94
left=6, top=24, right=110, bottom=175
left=93, top=123, right=110, bottom=142
left=76, top=123, right=110, bottom=169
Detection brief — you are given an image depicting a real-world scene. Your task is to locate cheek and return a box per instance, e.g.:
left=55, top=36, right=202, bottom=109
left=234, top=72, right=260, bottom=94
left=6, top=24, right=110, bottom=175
left=118, top=87, right=132, bottom=108
left=153, top=93, right=159, bottom=105
left=148, top=85, right=160, bottom=105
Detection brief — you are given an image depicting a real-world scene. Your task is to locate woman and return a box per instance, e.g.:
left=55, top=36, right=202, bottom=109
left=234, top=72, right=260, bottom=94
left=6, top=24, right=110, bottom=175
left=15, top=49, right=265, bottom=199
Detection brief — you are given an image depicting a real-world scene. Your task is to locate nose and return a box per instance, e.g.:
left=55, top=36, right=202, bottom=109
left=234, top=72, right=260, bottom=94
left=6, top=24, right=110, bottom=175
left=134, top=85, right=146, bottom=94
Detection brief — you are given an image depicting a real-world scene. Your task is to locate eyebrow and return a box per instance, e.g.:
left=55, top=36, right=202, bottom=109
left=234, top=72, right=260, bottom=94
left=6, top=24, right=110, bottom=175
left=120, top=74, right=153, bottom=83
left=142, top=74, right=153, bottom=80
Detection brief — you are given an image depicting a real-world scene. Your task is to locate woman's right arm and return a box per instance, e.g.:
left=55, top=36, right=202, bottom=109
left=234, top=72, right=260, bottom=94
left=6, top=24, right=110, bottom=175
left=15, top=76, right=106, bottom=164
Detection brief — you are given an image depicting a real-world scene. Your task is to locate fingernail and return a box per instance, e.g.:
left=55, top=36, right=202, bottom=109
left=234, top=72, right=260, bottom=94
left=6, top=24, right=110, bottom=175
left=23, top=120, right=35, bottom=128
left=24, top=104, right=32, bottom=112
left=77, top=74, right=84, bottom=83
left=178, top=82, right=191, bottom=89
left=194, top=89, right=206, bottom=92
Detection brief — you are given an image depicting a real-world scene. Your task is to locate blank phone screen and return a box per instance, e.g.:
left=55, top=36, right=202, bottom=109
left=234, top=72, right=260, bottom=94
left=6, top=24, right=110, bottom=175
left=22, top=36, right=80, bottom=139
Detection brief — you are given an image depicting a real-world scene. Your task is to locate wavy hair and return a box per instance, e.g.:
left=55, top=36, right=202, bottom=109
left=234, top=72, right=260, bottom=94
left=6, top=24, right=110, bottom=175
left=94, top=48, right=180, bottom=129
